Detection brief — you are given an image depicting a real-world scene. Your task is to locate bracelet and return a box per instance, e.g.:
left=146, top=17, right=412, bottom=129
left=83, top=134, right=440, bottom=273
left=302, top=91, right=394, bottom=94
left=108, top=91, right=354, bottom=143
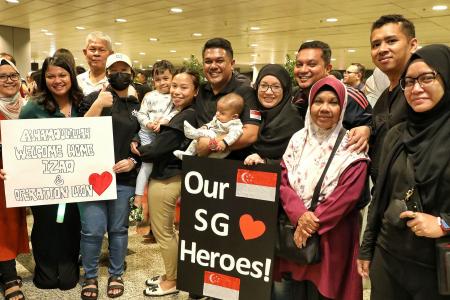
left=128, top=157, right=137, bottom=165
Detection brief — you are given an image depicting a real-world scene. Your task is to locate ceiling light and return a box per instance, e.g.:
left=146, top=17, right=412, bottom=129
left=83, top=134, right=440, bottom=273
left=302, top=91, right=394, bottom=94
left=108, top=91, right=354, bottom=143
left=347, top=49, right=356, bottom=53
left=325, top=18, right=338, bottom=23
left=156, top=59, right=162, bottom=62
left=133, top=60, right=139, bottom=63
left=74, top=57, right=78, bottom=60
left=250, top=26, right=260, bottom=31
left=331, top=58, right=336, bottom=61
left=5, top=0, right=19, bottom=3
left=169, top=50, right=177, bottom=53
left=75, top=26, right=86, bottom=30
left=192, top=33, right=202, bottom=37
left=115, top=18, right=127, bottom=23
left=44, top=32, right=54, bottom=36
left=183, top=57, right=189, bottom=61
left=250, top=43, right=258, bottom=47
left=432, top=5, right=448, bottom=10
left=170, top=7, right=183, bottom=13
left=114, top=42, right=122, bottom=46
left=149, top=37, right=159, bottom=42
left=250, top=54, right=257, bottom=57
left=40, top=29, right=48, bottom=32
left=305, top=39, right=314, bottom=42
left=139, top=52, right=146, bottom=55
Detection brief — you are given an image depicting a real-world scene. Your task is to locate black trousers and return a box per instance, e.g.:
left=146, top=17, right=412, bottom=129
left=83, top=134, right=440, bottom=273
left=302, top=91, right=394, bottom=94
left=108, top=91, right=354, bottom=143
left=31, top=203, right=80, bottom=290
left=0, top=259, right=17, bottom=284
left=370, top=246, right=450, bottom=300
left=272, top=273, right=331, bottom=300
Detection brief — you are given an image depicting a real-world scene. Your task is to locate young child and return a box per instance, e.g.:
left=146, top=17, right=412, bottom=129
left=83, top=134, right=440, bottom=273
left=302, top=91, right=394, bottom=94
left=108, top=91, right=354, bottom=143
left=134, top=60, right=178, bottom=207
left=174, top=92, right=244, bottom=160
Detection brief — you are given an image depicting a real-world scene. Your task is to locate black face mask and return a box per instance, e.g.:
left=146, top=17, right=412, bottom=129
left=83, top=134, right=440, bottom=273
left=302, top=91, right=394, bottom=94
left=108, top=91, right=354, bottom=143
left=107, top=72, right=132, bottom=91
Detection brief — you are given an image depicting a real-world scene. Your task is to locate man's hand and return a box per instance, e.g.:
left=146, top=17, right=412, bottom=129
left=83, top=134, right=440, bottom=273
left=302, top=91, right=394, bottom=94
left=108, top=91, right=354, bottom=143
left=357, top=259, right=371, bottom=279
left=400, top=211, right=445, bottom=238
left=346, top=126, right=370, bottom=153
left=113, top=159, right=135, bottom=173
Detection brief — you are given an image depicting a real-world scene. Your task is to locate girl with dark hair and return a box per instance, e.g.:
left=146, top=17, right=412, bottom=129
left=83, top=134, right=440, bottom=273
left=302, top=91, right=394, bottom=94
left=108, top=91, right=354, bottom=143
left=18, top=55, right=84, bottom=290
left=137, top=68, right=199, bottom=297
left=0, top=58, right=28, bottom=300
left=359, top=44, right=450, bottom=299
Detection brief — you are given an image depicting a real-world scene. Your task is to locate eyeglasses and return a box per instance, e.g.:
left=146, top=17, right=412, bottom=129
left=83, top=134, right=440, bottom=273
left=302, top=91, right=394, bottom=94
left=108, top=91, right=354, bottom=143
left=258, top=83, right=282, bottom=93
left=0, top=73, right=20, bottom=82
left=400, top=71, right=438, bottom=91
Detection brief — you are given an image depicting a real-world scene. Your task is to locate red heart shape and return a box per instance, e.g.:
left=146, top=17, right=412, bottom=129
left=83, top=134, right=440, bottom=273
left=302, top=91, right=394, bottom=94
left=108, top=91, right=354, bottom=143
left=239, top=214, right=266, bottom=240
left=88, top=171, right=113, bottom=196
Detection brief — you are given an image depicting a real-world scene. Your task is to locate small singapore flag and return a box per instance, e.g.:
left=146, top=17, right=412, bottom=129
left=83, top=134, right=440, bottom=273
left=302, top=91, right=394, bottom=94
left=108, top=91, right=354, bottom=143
left=203, top=271, right=240, bottom=300
left=235, top=169, right=277, bottom=202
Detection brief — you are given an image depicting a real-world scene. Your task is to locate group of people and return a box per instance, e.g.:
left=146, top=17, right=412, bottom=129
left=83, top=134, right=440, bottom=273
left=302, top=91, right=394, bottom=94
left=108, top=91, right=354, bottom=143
left=0, top=12, right=449, bottom=300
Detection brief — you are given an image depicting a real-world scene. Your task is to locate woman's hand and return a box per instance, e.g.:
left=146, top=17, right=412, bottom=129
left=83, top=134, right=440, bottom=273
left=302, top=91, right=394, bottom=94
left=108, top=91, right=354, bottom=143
left=293, top=226, right=309, bottom=248
left=113, top=159, right=135, bottom=174
left=244, top=153, right=265, bottom=165
left=94, top=84, right=113, bottom=109
left=0, top=169, right=6, bottom=180
left=130, top=141, right=141, bottom=156
left=357, top=259, right=371, bottom=279
left=297, top=211, right=320, bottom=235
left=400, top=211, right=445, bottom=238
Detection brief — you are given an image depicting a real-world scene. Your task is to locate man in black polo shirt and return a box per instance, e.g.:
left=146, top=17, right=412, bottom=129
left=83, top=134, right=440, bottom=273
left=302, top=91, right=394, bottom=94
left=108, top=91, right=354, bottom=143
left=194, top=38, right=261, bottom=160
left=292, top=40, right=372, bottom=151
left=366, top=15, right=418, bottom=183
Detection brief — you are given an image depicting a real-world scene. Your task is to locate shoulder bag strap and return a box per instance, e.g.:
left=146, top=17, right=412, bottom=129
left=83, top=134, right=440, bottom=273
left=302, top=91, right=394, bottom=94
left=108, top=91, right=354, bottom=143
left=310, top=128, right=347, bottom=211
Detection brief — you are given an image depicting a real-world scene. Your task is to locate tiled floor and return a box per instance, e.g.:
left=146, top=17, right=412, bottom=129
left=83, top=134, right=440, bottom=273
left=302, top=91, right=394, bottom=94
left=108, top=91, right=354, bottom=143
left=13, top=216, right=370, bottom=300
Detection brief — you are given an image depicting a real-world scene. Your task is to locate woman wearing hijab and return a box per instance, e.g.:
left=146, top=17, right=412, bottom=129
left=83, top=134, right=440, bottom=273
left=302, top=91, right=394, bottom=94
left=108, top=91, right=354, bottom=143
left=358, top=44, right=450, bottom=299
left=243, top=64, right=303, bottom=165
left=0, top=58, right=28, bottom=300
left=274, top=76, right=369, bottom=300
left=18, top=55, right=83, bottom=291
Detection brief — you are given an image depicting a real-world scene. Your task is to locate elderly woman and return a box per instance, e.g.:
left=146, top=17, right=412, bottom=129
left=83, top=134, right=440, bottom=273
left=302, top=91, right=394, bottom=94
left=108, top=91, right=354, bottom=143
left=243, top=64, right=303, bottom=166
left=78, top=53, right=140, bottom=299
left=0, top=58, right=28, bottom=300
left=358, top=44, right=450, bottom=299
left=18, top=55, right=83, bottom=291
left=138, top=68, right=199, bottom=297
left=275, top=76, right=369, bottom=300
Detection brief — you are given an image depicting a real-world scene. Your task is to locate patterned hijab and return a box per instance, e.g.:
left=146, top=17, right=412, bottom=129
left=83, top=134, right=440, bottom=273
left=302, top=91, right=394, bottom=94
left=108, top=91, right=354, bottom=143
left=0, top=58, right=24, bottom=120
left=283, top=76, right=368, bottom=208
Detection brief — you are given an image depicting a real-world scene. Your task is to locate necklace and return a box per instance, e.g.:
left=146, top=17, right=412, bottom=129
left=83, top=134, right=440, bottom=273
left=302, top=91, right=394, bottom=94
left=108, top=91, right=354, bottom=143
left=60, top=104, right=72, bottom=118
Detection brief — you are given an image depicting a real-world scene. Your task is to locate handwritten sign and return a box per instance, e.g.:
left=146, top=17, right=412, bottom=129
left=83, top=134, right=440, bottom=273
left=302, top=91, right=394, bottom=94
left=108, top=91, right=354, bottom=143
left=1, top=117, right=117, bottom=207
left=177, top=157, right=280, bottom=300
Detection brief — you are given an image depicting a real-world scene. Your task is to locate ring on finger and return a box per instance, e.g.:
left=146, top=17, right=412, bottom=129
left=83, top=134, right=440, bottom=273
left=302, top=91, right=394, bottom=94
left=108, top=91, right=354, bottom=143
left=412, top=212, right=417, bottom=218
left=413, top=225, right=417, bottom=231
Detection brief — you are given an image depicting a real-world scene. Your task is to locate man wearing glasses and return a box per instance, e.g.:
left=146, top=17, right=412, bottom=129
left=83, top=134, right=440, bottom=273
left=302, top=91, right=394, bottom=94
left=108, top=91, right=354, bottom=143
left=343, top=63, right=366, bottom=92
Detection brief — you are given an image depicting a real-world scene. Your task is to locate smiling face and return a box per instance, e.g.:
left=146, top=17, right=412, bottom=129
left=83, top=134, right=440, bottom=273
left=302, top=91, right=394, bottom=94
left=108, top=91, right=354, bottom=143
left=257, top=75, right=284, bottom=109
left=203, top=48, right=234, bottom=91
left=45, top=65, right=72, bottom=98
left=370, top=23, right=417, bottom=78
left=294, top=48, right=331, bottom=90
left=153, top=69, right=173, bottom=94
left=0, top=64, right=20, bottom=97
left=170, top=72, right=198, bottom=109
left=310, top=90, right=341, bottom=129
left=403, top=59, right=445, bottom=113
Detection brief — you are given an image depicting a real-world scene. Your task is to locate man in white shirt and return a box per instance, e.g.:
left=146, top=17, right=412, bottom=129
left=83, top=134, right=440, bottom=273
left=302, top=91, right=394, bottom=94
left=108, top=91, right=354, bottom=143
left=77, top=31, right=137, bottom=97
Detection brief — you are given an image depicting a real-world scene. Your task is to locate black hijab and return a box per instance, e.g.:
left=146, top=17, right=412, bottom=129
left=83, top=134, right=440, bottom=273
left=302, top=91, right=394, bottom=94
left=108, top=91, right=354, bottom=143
left=252, top=64, right=304, bottom=159
left=401, top=44, right=450, bottom=206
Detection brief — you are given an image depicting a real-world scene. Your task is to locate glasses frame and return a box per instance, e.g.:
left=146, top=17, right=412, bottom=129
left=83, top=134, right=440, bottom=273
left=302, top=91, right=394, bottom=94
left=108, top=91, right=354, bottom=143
left=0, top=72, right=20, bottom=82
left=400, top=71, right=438, bottom=91
left=258, top=83, right=283, bottom=93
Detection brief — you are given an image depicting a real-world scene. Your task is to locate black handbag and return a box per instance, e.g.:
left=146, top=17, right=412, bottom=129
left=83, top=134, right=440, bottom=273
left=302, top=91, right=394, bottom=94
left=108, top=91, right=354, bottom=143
left=384, top=156, right=423, bottom=229
left=437, top=236, right=450, bottom=295
left=276, top=129, right=346, bottom=265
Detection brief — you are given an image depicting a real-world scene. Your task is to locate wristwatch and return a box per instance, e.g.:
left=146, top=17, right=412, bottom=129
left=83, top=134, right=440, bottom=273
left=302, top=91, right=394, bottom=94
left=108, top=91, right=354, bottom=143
left=439, top=217, right=450, bottom=233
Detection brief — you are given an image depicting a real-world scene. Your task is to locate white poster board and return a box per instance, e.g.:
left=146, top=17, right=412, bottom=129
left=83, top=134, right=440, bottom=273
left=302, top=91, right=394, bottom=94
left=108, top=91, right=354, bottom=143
left=1, top=116, right=117, bottom=207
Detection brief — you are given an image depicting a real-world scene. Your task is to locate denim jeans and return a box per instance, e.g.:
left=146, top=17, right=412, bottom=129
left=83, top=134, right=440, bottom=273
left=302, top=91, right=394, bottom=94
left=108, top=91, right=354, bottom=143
left=78, top=184, right=134, bottom=279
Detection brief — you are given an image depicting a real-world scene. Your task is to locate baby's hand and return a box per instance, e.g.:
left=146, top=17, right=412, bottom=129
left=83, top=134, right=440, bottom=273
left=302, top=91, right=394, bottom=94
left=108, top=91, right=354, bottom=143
left=216, top=141, right=227, bottom=152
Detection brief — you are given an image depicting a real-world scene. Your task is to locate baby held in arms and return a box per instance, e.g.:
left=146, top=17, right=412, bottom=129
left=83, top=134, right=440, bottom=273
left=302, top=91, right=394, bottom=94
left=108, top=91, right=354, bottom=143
left=174, top=93, right=244, bottom=160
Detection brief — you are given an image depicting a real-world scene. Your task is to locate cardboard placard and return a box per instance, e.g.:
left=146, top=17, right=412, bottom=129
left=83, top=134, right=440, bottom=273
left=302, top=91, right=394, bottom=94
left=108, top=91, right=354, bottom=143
left=177, top=156, right=280, bottom=300
left=1, top=116, right=117, bottom=207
